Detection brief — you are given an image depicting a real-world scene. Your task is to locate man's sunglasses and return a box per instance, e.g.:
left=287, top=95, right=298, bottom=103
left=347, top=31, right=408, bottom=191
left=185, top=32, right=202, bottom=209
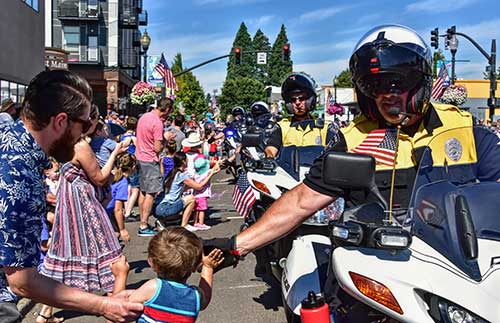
left=290, top=95, right=307, bottom=103
left=70, top=116, right=94, bottom=133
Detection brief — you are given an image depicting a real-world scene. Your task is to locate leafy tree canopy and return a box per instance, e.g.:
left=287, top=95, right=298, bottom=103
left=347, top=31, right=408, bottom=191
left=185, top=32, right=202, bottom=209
left=170, top=53, right=206, bottom=116
left=218, top=77, right=266, bottom=118
left=268, top=24, right=293, bottom=86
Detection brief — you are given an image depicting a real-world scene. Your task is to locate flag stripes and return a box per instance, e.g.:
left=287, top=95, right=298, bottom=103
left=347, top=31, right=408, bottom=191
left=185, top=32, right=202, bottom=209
left=231, top=171, right=256, bottom=219
left=351, top=129, right=397, bottom=166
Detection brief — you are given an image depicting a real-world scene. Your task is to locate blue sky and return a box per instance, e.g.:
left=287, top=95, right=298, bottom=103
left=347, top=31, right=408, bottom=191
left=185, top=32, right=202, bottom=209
left=143, top=0, right=500, bottom=94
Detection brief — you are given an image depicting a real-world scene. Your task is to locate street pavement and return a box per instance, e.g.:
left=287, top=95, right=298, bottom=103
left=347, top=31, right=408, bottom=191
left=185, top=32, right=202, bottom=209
left=22, top=172, right=287, bottom=323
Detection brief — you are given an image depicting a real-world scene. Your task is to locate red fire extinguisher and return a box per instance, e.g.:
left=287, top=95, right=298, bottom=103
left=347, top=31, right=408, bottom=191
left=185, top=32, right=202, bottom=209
left=300, top=291, right=331, bottom=323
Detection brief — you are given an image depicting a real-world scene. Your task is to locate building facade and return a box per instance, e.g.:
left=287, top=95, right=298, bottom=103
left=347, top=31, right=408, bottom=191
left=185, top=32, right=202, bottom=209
left=46, top=0, right=147, bottom=114
left=1, top=0, right=45, bottom=104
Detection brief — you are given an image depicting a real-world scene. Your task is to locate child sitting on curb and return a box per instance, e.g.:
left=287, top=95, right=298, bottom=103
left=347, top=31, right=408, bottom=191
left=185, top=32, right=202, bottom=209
left=130, top=227, right=224, bottom=322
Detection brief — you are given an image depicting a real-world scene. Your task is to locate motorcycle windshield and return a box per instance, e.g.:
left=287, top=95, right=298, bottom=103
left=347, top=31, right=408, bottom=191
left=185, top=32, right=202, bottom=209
left=407, top=126, right=500, bottom=281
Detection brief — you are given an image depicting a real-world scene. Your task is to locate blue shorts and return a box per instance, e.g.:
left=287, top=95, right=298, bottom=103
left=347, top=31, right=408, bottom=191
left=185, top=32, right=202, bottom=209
left=129, top=170, right=140, bottom=188
left=156, top=199, right=184, bottom=217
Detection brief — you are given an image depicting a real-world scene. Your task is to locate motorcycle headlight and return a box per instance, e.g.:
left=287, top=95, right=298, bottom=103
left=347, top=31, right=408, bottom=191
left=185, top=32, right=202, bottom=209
left=438, top=299, right=488, bottom=323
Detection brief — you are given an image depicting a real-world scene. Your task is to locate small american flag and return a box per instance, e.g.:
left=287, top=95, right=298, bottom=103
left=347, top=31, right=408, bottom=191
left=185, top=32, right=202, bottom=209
left=155, top=53, right=178, bottom=92
left=351, top=128, right=397, bottom=166
left=431, top=63, right=450, bottom=101
left=232, top=170, right=256, bottom=219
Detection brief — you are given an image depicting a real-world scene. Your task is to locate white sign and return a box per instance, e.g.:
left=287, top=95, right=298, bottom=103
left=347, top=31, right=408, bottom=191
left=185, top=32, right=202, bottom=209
left=257, top=52, right=267, bottom=65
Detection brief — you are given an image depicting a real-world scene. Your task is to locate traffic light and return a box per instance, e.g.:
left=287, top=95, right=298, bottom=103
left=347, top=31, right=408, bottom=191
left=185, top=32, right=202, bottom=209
left=234, top=47, right=242, bottom=65
left=445, top=26, right=456, bottom=49
left=430, top=28, right=439, bottom=49
left=282, top=43, right=291, bottom=62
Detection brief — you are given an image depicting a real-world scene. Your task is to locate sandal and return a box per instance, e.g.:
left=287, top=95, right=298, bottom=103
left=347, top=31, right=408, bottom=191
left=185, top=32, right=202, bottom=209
left=36, top=313, right=64, bottom=323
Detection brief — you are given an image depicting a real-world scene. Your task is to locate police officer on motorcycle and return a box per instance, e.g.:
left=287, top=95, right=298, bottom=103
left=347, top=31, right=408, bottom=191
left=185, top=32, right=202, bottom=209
left=265, top=73, right=336, bottom=158
left=208, top=24, right=500, bottom=274
left=248, top=101, right=282, bottom=158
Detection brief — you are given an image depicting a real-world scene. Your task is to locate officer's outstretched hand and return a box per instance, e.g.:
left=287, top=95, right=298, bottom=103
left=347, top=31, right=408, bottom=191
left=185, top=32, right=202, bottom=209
left=201, top=235, right=240, bottom=273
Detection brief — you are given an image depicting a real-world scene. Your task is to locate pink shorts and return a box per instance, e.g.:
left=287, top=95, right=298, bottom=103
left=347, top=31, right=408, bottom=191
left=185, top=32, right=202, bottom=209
left=195, top=197, right=208, bottom=211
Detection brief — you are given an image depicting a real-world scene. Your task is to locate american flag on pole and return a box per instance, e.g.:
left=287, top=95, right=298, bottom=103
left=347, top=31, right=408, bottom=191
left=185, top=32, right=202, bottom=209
left=431, top=63, right=450, bottom=101
left=351, top=129, right=397, bottom=166
left=155, top=53, right=178, bottom=92
left=232, top=170, right=256, bottom=219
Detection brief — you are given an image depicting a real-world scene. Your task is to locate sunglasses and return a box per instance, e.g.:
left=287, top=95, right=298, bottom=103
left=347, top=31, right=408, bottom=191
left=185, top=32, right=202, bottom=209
left=70, top=116, right=93, bottom=133
left=290, top=95, right=307, bottom=103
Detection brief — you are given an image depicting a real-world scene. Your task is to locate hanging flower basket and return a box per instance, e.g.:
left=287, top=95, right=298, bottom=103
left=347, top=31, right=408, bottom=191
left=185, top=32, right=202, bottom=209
left=439, top=84, right=468, bottom=106
left=130, top=82, right=156, bottom=105
left=326, top=102, right=345, bottom=116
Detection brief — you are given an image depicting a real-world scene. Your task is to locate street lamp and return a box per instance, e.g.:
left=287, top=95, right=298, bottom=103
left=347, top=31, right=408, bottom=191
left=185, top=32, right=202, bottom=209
left=140, top=30, right=151, bottom=82
left=333, top=75, right=339, bottom=102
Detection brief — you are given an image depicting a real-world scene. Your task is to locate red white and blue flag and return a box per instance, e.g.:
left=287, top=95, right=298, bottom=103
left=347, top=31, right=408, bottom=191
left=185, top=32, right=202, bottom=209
left=232, top=170, right=256, bottom=219
left=155, top=53, right=178, bottom=94
left=351, top=129, right=397, bottom=166
left=431, top=63, right=450, bottom=101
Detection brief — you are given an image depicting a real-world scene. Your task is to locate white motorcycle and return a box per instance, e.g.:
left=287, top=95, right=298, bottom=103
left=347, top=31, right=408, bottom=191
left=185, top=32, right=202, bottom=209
left=240, top=123, right=343, bottom=323
left=323, top=127, right=500, bottom=323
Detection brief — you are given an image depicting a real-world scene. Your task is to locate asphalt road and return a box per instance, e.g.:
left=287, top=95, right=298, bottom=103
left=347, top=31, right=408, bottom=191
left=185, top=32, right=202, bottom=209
left=22, top=172, right=287, bottom=323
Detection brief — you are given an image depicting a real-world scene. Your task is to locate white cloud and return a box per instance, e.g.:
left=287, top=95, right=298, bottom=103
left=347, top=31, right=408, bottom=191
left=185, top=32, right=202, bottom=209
left=247, top=15, right=275, bottom=28
left=192, top=67, right=228, bottom=93
left=459, top=18, right=500, bottom=42
left=299, top=5, right=351, bottom=22
left=195, top=0, right=270, bottom=6
left=295, top=59, right=349, bottom=86
left=405, top=0, right=478, bottom=13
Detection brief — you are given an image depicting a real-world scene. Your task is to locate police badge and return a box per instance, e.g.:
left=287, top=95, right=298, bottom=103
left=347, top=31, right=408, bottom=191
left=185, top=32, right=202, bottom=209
left=445, top=138, right=462, bottom=161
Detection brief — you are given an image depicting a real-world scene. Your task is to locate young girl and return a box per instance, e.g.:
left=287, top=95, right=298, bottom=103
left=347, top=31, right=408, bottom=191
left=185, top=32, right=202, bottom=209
left=155, top=152, right=220, bottom=232
left=106, top=153, right=137, bottom=243
left=160, top=140, right=176, bottom=179
left=192, top=155, right=213, bottom=230
left=130, top=227, right=224, bottom=322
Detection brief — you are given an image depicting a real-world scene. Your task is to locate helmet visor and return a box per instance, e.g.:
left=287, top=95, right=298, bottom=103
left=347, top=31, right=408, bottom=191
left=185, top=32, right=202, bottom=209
left=356, top=72, right=423, bottom=98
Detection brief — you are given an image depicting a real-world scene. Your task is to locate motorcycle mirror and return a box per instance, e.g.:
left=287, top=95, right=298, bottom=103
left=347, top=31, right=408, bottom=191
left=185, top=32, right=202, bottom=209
left=323, top=152, right=388, bottom=210
left=241, top=133, right=262, bottom=148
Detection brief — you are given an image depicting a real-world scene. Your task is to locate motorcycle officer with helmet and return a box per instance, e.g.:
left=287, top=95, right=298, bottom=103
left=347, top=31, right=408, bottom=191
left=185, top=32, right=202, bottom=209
left=206, top=24, right=500, bottom=301
left=248, top=100, right=282, bottom=158
left=265, top=73, right=337, bottom=158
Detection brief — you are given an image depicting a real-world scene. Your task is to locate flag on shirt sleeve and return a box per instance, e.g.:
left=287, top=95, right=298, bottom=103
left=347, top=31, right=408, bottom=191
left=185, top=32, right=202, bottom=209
left=155, top=53, right=178, bottom=93
left=351, top=128, right=397, bottom=166
left=431, top=63, right=450, bottom=101
left=232, top=170, right=256, bottom=219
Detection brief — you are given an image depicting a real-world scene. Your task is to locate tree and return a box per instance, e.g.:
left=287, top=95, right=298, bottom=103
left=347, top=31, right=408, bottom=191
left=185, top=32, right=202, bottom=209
left=335, top=68, right=353, bottom=87
left=170, top=53, right=206, bottom=116
left=218, top=77, right=266, bottom=118
left=252, top=29, right=271, bottom=85
left=433, top=50, right=446, bottom=78
left=268, top=24, right=293, bottom=86
left=226, top=22, right=254, bottom=81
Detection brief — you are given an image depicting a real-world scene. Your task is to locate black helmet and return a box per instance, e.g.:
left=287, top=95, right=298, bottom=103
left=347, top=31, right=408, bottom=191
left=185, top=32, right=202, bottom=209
left=250, top=101, right=270, bottom=119
left=231, top=106, right=245, bottom=117
left=350, top=24, right=433, bottom=121
left=281, top=73, right=317, bottom=113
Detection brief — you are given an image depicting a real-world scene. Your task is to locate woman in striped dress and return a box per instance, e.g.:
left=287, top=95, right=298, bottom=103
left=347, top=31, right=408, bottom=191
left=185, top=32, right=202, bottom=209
left=40, top=105, right=130, bottom=321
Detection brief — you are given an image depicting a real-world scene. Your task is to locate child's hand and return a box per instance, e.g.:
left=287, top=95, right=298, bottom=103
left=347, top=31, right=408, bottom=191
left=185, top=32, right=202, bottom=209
left=114, top=141, right=129, bottom=154
left=202, top=248, right=224, bottom=270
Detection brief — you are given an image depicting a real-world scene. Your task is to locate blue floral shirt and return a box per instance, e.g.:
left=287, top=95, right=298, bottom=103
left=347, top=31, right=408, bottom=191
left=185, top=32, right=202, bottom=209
left=0, top=120, right=50, bottom=301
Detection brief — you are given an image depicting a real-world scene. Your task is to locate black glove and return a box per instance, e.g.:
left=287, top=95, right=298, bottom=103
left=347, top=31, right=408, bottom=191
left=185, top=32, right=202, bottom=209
left=202, top=235, right=240, bottom=273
